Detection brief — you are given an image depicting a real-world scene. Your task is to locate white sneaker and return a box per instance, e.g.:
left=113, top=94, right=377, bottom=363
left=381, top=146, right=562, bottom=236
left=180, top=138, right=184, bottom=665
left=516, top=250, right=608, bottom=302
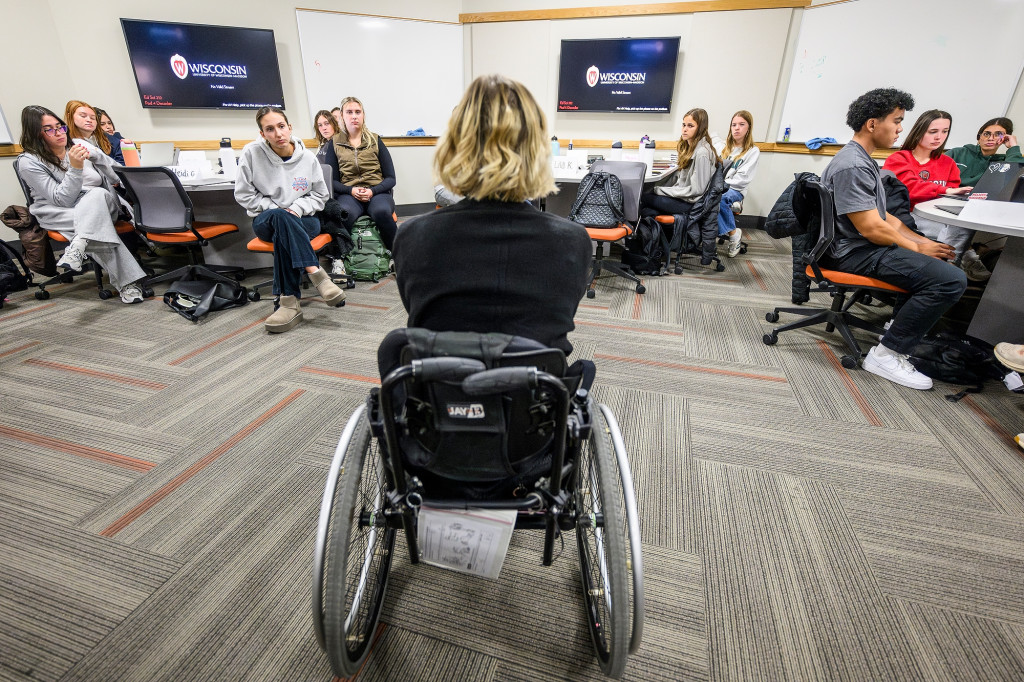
left=962, top=259, right=991, bottom=282
left=727, top=229, right=742, bottom=258
left=862, top=345, right=932, bottom=390
left=330, top=258, right=347, bottom=277
left=57, top=243, right=86, bottom=273
left=119, top=282, right=144, bottom=304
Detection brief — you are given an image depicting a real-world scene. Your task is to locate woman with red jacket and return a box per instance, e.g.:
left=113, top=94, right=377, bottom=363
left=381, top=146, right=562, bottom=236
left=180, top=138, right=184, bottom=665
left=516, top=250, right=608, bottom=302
left=883, top=109, right=971, bottom=208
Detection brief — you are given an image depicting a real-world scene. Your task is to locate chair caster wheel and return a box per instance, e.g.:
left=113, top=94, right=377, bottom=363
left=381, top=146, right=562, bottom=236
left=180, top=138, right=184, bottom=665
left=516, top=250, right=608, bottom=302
left=234, top=271, right=247, bottom=282
left=673, top=266, right=683, bottom=275
left=740, top=246, right=748, bottom=254
left=35, top=290, right=50, bottom=301
left=586, top=289, right=596, bottom=299
left=60, top=272, right=75, bottom=283
left=715, top=263, right=726, bottom=272
left=763, top=333, right=778, bottom=346
left=841, top=355, right=859, bottom=369
left=765, top=311, right=779, bottom=323
left=248, top=291, right=261, bottom=302
left=98, top=289, right=113, bottom=300
left=635, top=284, right=646, bottom=294
left=143, top=287, right=155, bottom=298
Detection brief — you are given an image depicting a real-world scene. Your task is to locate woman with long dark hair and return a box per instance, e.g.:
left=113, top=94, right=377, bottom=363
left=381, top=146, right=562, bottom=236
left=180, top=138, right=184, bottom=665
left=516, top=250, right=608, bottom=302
left=641, top=107, right=716, bottom=217
left=17, top=105, right=146, bottom=303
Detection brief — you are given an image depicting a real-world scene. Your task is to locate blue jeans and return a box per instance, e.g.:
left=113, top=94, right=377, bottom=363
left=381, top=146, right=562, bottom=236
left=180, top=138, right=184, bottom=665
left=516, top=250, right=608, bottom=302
left=825, top=244, right=967, bottom=355
left=252, top=209, right=320, bottom=297
left=718, top=188, right=744, bottom=236
left=336, top=193, right=398, bottom=250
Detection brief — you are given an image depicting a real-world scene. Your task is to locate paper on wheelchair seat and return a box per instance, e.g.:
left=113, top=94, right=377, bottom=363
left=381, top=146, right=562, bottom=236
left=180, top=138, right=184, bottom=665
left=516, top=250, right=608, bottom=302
left=417, top=507, right=517, bottom=580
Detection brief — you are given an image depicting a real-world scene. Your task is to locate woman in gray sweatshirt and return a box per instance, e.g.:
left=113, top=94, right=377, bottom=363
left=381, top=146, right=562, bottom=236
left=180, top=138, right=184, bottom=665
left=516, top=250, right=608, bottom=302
left=234, top=107, right=345, bottom=333
left=640, top=107, right=716, bottom=216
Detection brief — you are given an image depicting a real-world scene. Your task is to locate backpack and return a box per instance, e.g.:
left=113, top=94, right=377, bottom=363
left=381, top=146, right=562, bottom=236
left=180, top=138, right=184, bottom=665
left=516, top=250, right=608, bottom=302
left=1, top=205, right=57, bottom=276
left=162, top=265, right=248, bottom=323
left=621, top=215, right=665, bottom=275
left=568, top=171, right=625, bottom=227
left=343, top=215, right=392, bottom=282
left=0, top=240, right=32, bottom=309
left=909, top=331, right=1009, bottom=400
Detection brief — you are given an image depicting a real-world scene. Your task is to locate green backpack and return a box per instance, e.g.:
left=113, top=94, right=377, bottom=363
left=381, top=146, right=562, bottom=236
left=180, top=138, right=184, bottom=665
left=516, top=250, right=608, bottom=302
left=343, top=216, right=392, bottom=282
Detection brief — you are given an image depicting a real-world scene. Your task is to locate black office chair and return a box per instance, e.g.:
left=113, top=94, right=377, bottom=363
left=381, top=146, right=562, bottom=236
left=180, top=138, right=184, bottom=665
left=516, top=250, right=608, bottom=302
left=114, top=166, right=244, bottom=286
left=574, top=160, right=648, bottom=298
left=763, top=178, right=908, bottom=368
left=313, top=328, right=644, bottom=679
left=651, top=161, right=727, bottom=273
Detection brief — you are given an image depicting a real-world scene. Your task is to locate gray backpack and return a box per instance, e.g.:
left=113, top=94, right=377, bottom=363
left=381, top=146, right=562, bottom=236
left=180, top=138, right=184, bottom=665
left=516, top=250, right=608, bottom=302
left=568, top=171, right=626, bottom=227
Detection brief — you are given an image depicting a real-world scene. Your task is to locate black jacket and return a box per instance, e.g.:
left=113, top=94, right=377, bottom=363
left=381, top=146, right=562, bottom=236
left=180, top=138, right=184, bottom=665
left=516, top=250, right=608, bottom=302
left=394, top=199, right=592, bottom=354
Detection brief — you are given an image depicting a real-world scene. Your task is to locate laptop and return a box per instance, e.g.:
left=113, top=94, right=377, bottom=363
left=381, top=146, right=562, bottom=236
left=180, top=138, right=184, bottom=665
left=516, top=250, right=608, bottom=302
left=140, top=142, right=176, bottom=167
left=937, top=162, right=1024, bottom=215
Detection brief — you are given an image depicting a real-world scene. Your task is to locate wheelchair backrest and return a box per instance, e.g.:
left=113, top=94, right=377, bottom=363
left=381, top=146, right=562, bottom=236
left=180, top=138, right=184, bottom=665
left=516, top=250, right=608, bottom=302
left=377, top=328, right=570, bottom=490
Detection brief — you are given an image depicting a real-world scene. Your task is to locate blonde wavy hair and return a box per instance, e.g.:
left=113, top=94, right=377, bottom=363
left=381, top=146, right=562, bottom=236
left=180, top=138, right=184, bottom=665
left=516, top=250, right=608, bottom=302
left=339, top=96, right=374, bottom=147
left=65, top=100, right=111, bottom=154
left=720, top=110, right=754, bottom=162
left=434, top=75, right=555, bottom=202
left=677, top=107, right=713, bottom=169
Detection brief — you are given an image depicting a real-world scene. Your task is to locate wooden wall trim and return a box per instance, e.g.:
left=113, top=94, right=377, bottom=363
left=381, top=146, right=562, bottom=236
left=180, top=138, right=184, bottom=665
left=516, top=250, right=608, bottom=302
left=0, top=137, right=439, bottom=158
left=460, top=0, right=810, bottom=23
left=294, top=8, right=459, bottom=25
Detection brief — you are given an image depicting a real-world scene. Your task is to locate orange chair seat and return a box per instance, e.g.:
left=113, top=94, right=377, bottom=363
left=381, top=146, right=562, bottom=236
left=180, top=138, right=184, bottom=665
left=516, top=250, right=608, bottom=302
left=586, top=225, right=631, bottom=241
left=247, top=232, right=333, bottom=253
left=145, top=222, right=238, bottom=244
left=47, top=220, right=134, bottom=243
left=805, top=265, right=908, bottom=293
left=654, top=215, right=676, bottom=225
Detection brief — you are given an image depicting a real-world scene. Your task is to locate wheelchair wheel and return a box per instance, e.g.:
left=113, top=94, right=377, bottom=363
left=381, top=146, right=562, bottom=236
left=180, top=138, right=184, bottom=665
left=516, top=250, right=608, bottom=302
left=575, top=406, right=629, bottom=678
left=597, top=404, right=645, bottom=656
left=319, top=406, right=396, bottom=677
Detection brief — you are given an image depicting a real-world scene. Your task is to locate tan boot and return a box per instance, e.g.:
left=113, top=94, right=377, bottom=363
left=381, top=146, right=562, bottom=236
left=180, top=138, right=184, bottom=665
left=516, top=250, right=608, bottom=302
left=265, top=295, right=302, bottom=333
left=308, top=267, right=346, bottom=307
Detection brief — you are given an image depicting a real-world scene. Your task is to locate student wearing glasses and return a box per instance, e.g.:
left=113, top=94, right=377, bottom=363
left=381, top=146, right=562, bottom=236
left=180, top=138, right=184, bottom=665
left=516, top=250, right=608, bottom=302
left=234, top=106, right=346, bottom=333
left=17, top=105, right=147, bottom=303
left=946, top=117, right=1022, bottom=186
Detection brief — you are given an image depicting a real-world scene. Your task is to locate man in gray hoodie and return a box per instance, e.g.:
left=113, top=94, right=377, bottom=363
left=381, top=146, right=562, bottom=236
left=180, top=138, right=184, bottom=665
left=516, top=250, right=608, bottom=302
left=235, top=107, right=345, bottom=333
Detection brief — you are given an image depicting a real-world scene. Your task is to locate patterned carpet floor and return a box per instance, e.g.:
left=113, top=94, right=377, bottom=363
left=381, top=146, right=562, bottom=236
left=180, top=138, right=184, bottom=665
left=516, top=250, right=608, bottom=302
left=1, top=226, right=1023, bottom=681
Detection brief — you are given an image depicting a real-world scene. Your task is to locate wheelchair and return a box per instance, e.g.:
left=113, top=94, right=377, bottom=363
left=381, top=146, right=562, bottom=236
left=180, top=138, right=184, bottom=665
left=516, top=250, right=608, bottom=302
left=312, top=328, right=644, bottom=679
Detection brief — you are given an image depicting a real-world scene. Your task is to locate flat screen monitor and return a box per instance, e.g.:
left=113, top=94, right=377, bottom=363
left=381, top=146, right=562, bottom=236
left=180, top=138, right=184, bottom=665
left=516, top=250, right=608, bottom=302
left=120, top=19, right=285, bottom=110
left=557, top=37, right=680, bottom=114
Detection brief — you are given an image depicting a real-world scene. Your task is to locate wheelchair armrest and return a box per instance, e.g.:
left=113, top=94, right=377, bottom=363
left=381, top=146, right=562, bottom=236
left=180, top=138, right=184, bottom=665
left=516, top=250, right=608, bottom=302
left=462, top=366, right=537, bottom=395
left=413, top=357, right=486, bottom=382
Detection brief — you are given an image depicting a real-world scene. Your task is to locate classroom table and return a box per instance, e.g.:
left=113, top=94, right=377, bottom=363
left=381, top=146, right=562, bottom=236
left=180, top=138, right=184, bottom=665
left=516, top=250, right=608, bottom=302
left=914, top=197, right=1024, bottom=344
left=179, top=179, right=267, bottom=270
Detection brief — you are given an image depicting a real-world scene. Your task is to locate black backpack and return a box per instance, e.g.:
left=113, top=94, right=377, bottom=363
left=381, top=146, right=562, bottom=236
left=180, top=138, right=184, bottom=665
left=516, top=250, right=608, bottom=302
left=0, top=240, right=32, bottom=309
left=909, top=331, right=1009, bottom=400
left=621, top=216, right=664, bottom=275
left=163, top=265, right=248, bottom=323
left=568, top=171, right=625, bottom=227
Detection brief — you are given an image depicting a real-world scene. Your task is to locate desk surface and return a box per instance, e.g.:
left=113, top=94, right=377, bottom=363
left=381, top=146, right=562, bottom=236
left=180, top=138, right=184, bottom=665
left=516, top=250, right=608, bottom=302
left=180, top=179, right=236, bottom=193
left=914, top=197, right=1024, bottom=238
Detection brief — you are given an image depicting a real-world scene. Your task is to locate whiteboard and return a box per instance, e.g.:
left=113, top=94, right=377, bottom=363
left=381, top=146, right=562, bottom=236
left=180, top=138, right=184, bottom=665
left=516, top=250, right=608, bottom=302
left=777, top=0, right=1024, bottom=146
left=295, top=11, right=464, bottom=137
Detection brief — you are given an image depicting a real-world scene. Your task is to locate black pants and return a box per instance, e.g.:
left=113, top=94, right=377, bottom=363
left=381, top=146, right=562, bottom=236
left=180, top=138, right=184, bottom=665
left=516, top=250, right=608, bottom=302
left=825, top=244, right=967, bottom=355
left=336, top=193, right=398, bottom=250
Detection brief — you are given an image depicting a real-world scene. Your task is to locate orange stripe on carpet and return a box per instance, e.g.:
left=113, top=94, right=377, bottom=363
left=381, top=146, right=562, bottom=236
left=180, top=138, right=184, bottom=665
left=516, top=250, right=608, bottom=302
left=746, top=261, right=768, bottom=292
left=963, top=395, right=1016, bottom=446
left=816, top=340, right=882, bottom=427
left=299, top=367, right=380, bottom=384
left=595, top=352, right=787, bottom=383
left=0, top=424, right=154, bottom=472
left=578, top=304, right=609, bottom=310
left=99, top=389, right=305, bottom=537
left=0, top=302, right=57, bottom=322
left=24, top=358, right=167, bottom=390
left=632, top=288, right=644, bottom=320
left=368, top=278, right=394, bottom=292
left=577, top=320, right=685, bottom=337
left=168, top=319, right=264, bottom=366
left=335, top=622, right=388, bottom=682
left=0, top=341, right=41, bottom=359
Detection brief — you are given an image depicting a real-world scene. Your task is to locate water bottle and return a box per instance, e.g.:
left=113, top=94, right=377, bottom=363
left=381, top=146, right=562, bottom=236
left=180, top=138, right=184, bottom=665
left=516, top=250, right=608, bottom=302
left=783, top=126, right=791, bottom=143
left=568, top=139, right=573, bottom=151
left=640, top=140, right=655, bottom=172
left=219, top=137, right=237, bottom=180
left=121, top=140, right=140, bottom=167
left=551, top=136, right=559, bottom=157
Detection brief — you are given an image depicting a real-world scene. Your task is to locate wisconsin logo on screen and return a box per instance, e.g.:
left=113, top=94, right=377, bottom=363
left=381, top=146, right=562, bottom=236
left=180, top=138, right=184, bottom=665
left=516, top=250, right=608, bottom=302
left=586, top=65, right=600, bottom=88
left=170, top=54, right=189, bottom=80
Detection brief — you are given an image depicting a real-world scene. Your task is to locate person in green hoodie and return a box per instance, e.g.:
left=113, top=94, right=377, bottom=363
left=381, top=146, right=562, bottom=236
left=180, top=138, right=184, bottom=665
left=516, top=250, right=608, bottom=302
left=235, top=106, right=346, bottom=333
left=943, top=117, right=1023, bottom=281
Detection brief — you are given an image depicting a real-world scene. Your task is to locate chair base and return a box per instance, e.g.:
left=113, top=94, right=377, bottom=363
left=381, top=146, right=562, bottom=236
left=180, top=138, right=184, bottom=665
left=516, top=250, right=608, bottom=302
left=145, top=262, right=245, bottom=287
left=587, top=255, right=646, bottom=298
left=763, top=288, right=887, bottom=369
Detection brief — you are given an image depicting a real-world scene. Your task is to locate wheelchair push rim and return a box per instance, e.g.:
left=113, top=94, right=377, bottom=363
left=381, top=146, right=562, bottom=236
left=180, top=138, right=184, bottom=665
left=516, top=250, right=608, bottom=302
left=320, top=408, right=396, bottom=677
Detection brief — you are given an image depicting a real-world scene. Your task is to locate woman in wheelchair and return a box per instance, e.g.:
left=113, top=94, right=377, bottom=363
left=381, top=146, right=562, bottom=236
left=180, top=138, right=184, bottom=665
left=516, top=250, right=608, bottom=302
left=314, top=77, right=642, bottom=680
left=393, top=74, right=592, bottom=357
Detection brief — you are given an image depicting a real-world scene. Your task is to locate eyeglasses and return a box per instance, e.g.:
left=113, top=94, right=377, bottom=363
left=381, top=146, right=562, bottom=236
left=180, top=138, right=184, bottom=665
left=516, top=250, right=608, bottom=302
left=980, top=131, right=1006, bottom=139
left=42, top=125, right=68, bottom=137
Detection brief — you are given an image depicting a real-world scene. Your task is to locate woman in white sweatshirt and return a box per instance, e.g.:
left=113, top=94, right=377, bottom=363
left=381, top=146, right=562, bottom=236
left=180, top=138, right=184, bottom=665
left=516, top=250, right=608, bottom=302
left=641, top=107, right=716, bottom=217
left=234, top=107, right=345, bottom=333
left=717, top=110, right=760, bottom=258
